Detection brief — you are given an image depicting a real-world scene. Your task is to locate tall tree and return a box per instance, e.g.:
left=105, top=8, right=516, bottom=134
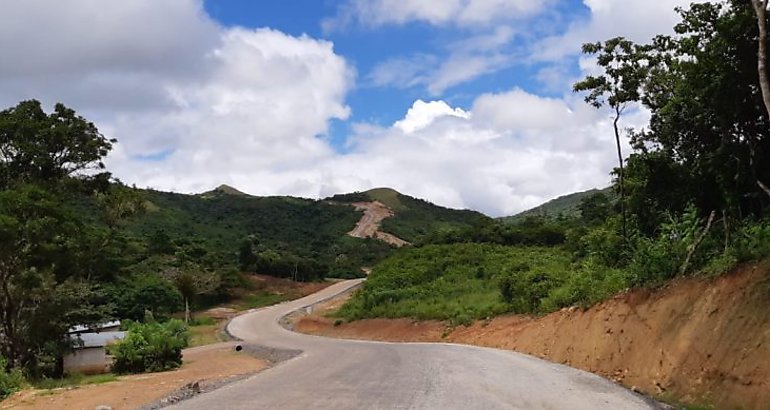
left=0, top=100, right=114, bottom=189
left=574, top=38, right=654, bottom=239
left=750, top=0, right=770, bottom=199
left=161, top=264, right=220, bottom=323
left=0, top=101, right=118, bottom=375
left=0, top=186, right=111, bottom=373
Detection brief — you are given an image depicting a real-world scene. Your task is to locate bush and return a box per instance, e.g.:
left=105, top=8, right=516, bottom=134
left=580, top=224, right=627, bottom=267
left=733, top=219, right=770, bottom=262
left=109, top=320, right=189, bottom=374
left=542, top=259, right=629, bottom=310
left=626, top=206, right=721, bottom=286
left=0, top=357, right=24, bottom=399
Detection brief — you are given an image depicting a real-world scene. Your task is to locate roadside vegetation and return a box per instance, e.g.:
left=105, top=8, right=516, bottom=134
left=339, top=0, right=770, bottom=324
left=109, top=319, right=189, bottom=374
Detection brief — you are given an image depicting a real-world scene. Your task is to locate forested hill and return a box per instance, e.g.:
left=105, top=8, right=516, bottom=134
left=100, top=185, right=490, bottom=282
left=500, top=187, right=613, bottom=223
left=326, top=187, right=492, bottom=242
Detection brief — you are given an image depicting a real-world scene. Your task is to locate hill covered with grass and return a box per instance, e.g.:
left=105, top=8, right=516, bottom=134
left=500, top=187, right=613, bottom=223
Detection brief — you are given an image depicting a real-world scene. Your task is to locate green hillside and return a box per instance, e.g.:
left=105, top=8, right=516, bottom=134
left=327, top=187, right=492, bottom=242
left=102, top=185, right=489, bottom=284
left=114, top=187, right=397, bottom=281
left=500, top=187, right=614, bottom=223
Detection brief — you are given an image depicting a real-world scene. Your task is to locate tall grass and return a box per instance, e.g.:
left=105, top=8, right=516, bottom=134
left=336, top=244, right=621, bottom=323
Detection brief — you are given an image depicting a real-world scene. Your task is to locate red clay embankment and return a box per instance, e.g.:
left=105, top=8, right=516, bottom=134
left=297, top=261, right=770, bottom=409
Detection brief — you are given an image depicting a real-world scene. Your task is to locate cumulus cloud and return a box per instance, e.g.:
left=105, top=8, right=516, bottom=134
left=323, top=0, right=548, bottom=30
left=394, top=100, right=471, bottom=133
left=106, top=27, right=354, bottom=195
left=0, top=0, right=652, bottom=217
left=532, top=0, right=695, bottom=62
left=0, top=0, right=354, bottom=197
left=321, top=91, right=647, bottom=216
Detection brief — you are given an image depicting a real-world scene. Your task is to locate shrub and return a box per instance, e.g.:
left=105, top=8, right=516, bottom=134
left=0, top=357, right=24, bottom=399
left=580, top=224, right=626, bottom=267
left=542, top=259, right=629, bottom=310
left=498, top=276, right=515, bottom=304
left=109, top=319, right=189, bottom=374
left=733, top=219, right=770, bottom=262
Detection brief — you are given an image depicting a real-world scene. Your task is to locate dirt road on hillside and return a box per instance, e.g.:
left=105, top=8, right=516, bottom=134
left=347, top=201, right=409, bottom=247
left=170, top=280, right=658, bottom=410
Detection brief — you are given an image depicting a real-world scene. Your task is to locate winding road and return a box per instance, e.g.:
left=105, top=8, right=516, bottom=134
left=172, top=279, right=660, bottom=409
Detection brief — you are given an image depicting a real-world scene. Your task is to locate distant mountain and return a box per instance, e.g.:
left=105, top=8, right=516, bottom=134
left=327, top=187, right=491, bottom=242
left=500, top=187, right=614, bottom=223
left=200, top=184, right=251, bottom=198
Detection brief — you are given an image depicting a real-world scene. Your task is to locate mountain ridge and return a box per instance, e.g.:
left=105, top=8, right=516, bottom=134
left=501, top=186, right=614, bottom=223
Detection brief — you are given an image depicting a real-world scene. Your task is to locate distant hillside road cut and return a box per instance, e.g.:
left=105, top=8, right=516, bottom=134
left=171, top=280, right=660, bottom=410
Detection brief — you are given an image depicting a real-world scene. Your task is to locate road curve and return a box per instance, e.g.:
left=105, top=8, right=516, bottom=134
left=172, top=280, right=659, bottom=410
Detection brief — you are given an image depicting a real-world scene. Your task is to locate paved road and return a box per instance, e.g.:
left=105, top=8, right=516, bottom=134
left=173, top=280, right=660, bottom=410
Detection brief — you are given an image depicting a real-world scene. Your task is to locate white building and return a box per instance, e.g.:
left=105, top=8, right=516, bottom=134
left=63, top=321, right=126, bottom=375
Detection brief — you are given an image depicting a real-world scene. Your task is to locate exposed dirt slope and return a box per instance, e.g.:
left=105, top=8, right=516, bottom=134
left=296, top=262, right=770, bottom=409
left=347, top=201, right=409, bottom=247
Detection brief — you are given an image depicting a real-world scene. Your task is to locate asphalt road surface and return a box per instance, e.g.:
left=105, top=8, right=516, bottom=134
left=172, top=279, right=660, bottom=410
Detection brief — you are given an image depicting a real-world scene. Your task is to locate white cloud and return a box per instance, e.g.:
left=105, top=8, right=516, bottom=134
left=0, top=0, right=354, bottom=198
left=106, top=27, right=354, bottom=195
left=427, top=53, right=510, bottom=95
left=0, top=0, right=652, bottom=217
left=532, top=0, right=695, bottom=62
left=366, top=54, right=437, bottom=89
left=323, top=0, right=548, bottom=30
left=394, top=100, right=471, bottom=133
left=321, top=92, right=645, bottom=217
left=367, top=26, right=517, bottom=95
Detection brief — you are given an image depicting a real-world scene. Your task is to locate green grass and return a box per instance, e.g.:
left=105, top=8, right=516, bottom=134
left=336, top=243, right=632, bottom=324
left=655, top=391, right=716, bottom=410
left=365, top=187, right=406, bottom=211
left=188, top=323, right=223, bottom=347
left=235, top=292, right=289, bottom=310
left=33, top=373, right=118, bottom=390
left=188, top=316, right=216, bottom=326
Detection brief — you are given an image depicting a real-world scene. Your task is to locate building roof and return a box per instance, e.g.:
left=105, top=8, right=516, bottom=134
left=69, top=320, right=121, bottom=334
left=70, top=331, right=126, bottom=349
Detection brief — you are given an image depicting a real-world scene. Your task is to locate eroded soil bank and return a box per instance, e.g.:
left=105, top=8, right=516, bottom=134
left=297, top=262, right=770, bottom=409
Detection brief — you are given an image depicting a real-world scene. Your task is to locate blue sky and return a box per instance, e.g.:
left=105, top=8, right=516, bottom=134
left=203, top=0, right=590, bottom=150
left=0, top=0, right=692, bottom=216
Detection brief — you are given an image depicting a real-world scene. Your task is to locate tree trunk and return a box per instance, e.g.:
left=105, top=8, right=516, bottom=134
left=751, top=0, right=770, bottom=199
left=680, top=211, right=716, bottom=275
left=723, top=209, right=730, bottom=253
left=613, top=105, right=627, bottom=240
left=753, top=0, right=770, bottom=115
left=184, top=297, right=190, bottom=324
left=759, top=180, right=770, bottom=200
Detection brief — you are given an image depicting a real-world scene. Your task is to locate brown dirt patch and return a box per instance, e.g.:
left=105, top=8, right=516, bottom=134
left=348, top=201, right=409, bottom=247
left=228, top=274, right=335, bottom=304
left=296, top=262, right=770, bottom=409
left=4, top=344, right=266, bottom=410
